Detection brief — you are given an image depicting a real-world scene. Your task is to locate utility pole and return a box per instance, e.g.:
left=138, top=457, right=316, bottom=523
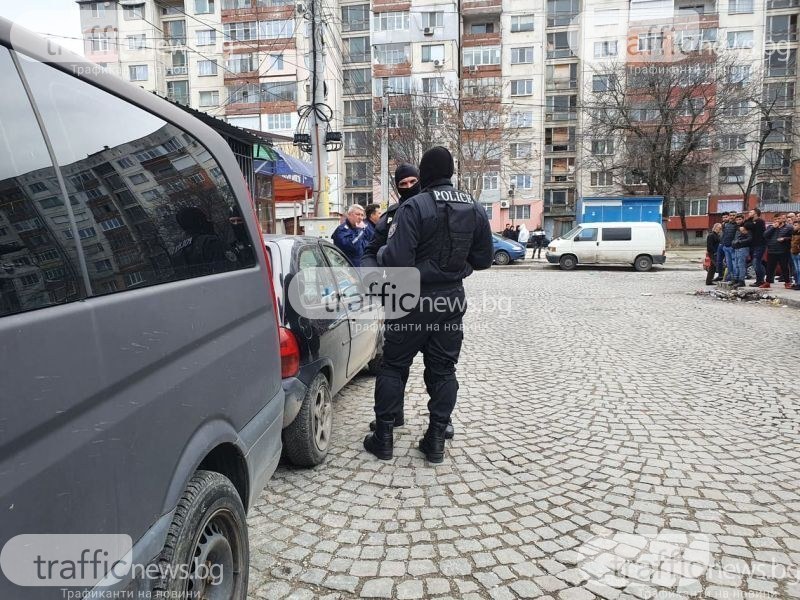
left=380, top=87, right=390, bottom=208
left=310, top=0, right=329, bottom=217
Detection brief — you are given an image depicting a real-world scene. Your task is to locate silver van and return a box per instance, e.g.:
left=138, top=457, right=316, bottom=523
left=0, top=19, right=283, bottom=599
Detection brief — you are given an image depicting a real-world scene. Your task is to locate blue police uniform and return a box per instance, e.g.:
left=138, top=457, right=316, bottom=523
left=363, top=148, right=493, bottom=463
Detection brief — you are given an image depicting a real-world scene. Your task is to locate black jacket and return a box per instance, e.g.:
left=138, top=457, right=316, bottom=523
left=732, top=230, right=752, bottom=249
left=376, top=180, right=493, bottom=286
left=764, top=224, right=794, bottom=254
left=706, top=231, right=720, bottom=255
left=744, top=217, right=765, bottom=246
left=361, top=202, right=400, bottom=269
left=720, top=221, right=737, bottom=247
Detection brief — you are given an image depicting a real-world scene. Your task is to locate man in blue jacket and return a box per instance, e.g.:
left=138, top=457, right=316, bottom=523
left=719, top=211, right=738, bottom=282
left=332, top=204, right=373, bottom=267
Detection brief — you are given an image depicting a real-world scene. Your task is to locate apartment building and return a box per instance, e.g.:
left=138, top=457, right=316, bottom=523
left=76, top=0, right=345, bottom=215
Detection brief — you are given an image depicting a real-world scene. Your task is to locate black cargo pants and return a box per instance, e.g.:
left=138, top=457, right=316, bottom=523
left=374, top=285, right=466, bottom=424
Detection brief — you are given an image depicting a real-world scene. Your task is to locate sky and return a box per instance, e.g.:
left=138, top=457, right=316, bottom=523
left=0, top=0, right=84, bottom=56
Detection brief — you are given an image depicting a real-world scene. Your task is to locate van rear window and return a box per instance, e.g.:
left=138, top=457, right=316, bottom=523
left=602, top=227, right=632, bottom=241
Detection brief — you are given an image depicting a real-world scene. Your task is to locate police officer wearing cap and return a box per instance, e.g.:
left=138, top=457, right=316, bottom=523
left=363, top=147, right=493, bottom=463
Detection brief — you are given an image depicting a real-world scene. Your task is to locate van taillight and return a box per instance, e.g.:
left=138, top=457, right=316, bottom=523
left=279, top=327, right=300, bottom=378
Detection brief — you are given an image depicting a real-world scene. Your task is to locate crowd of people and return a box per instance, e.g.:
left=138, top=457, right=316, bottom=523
left=705, top=208, right=800, bottom=290
left=501, top=224, right=549, bottom=258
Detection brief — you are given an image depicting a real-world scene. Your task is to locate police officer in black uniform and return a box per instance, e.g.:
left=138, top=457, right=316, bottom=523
left=362, top=146, right=493, bottom=463
left=362, top=163, right=420, bottom=267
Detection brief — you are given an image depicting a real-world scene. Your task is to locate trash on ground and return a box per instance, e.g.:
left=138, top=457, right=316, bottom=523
left=694, top=288, right=780, bottom=304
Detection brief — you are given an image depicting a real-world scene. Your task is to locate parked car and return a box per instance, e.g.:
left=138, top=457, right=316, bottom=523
left=265, top=235, right=383, bottom=467
left=492, top=234, right=527, bottom=265
left=546, top=222, right=666, bottom=271
left=0, top=20, right=283, bottom=599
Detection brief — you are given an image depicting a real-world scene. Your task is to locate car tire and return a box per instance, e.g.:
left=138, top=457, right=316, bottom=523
left=559, top=255, right=577, bottom=271
left=634, top=255, right=653, bottom=272
left=283, top=372, right=332, bottom=467
left=154, top=470, right=248, bottom=600
left=494, top=250, right=511, bottom=265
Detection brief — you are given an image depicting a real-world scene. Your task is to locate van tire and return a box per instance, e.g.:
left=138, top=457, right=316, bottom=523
left=154, top=470, right=248, bottom=599
left=494, top=250, right=511, bottom=265
left=283, top=372, right=332, bottom=467
left=559, top=255, right=577, bottom=271
left=634, top=255, right=653, bottom=272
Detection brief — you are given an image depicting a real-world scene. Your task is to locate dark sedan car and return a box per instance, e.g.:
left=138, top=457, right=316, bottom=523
left=265, top=235, right=383, bottom=466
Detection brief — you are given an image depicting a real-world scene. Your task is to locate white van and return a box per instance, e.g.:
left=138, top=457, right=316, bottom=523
left=545, top=222, right=666, bottom=271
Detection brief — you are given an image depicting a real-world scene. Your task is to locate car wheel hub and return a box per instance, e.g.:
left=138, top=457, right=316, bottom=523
left=189, top=514, right=235, bottom=600
left=313, top=388, right=332, bottom=452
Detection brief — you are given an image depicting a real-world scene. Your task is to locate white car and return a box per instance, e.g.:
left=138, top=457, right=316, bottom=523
left=546, top=222, right=667, bottom=271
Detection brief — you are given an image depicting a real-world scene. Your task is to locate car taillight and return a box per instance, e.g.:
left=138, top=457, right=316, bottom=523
left=279, top=327, right=300, bottom=378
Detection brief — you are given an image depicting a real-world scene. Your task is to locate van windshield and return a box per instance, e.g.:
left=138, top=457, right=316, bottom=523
left=560, top=226, right=581, bottom=240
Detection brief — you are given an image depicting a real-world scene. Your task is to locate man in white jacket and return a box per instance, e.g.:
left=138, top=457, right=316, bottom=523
left=517, top=224, right=530, bottom=258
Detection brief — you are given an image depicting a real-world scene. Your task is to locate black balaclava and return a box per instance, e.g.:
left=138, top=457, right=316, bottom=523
left=394, top=163, right=421, bottom=202
left=419, top=146, right=454, bottom=190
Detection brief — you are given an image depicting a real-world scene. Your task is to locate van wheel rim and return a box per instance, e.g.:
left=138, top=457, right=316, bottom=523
left=313, top=387, right=332, bottom=452
left=188, top=511, right=238, bottom=599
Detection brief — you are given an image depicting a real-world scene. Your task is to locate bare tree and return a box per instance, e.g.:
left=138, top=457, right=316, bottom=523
left=584, top=52, right=752, bottom=222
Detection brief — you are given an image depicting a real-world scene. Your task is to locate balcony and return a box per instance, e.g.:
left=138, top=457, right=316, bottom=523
left=767, top=0, right=799, bottom=8
left=547, top=11, right=578, bottom=27
left=462, top=0, right=502, bottom=16
left=546, top=78, right=577, bottom=90
left=344, top=52, right=371, bottom=64
left=545, top=109, right=577, bottom=121
left=166, top=66, right=188, bottom=77
left=547, top=48, right=576, bottom=59
left=544, top=143, right=576, bottom=153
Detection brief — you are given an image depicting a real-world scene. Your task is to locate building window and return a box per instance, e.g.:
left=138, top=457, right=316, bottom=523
left=510, top=112, right=533, bottom=128
left=196, top=29, right=217, bottom=46
left=510, top=47, right=534, bottom=64
left=346, top=163, right=370, bottom=187
left=344, top=131, right=369, bottom=157
left=166, top=80, right=189, bottom=105
left=591, top=139, right=614, bottom=155
left=223, top=21, right=258, bottom=41
left=88, top=36, right=111, bottom=53
left=129, top=65, right=148, bottom=81
left=129, top=173, right=148, bottom=185
left=422, top=11, right=443, bottom=28
left=512, top=174, right=533, bottom=189
left=123, top=5, right=145, bottom=20
left=470, top=23, right=495, bottom=34
left=95, top=259, right=113, bottom=272
left=341, top=5, right=369, bottom=32
left=719, top=166, right=745, bottom=184
left=226, top=54, right=255, bottom=74
left=717, top=134, right=746, bottom=150
left=727, top=30, right=754, bottom=49
left=261, top=81, right=296, bottom=102
left=259, top=19, right=295, bottom=39
left=198, top=60, right=218, bottom=76
left=127, top=35, right=146, bottom=50
left=422, top=77, right=445, bottom=94
left=20, top=274, right=40, bottom=287
left=481, top=203, right=492, bottom=219
left=199, top=91, right=219, bottom=106
left=511, top=205, right=531, bottom=220
left=638, top=32, right=663, bottom=52
left=510, top=79, right=534, bottom=96
left=765, top=49, right=797, bottom=78
left=594, top=40, right=617, bottom=58
left=91, top=2, right=105, bottom=17
left=344, top=68, right=371, bottom=95
left=510, top=15, right=534, bottom=32
left=590, top=171, right=613, bottom=186
left=728, top=0, right=753, bottom=13
left=510, top=143, right=532, bottom=159
left=763, top=82, right=795, bottom=107
left=482, top=172, right=499, bottom=190
left=373, top=11, right=409, bottom=31
left=195, top=0, right=215, bottom=13
left=374, top=43, right=410, bottom=65
left=373, top=76, right=411, bottom=96
left=344, top=100, right=370, bottom=125
left=39, top=197, right=63, bottom=209
left=421, top=45, right=445, bottom=63
left=724, top=100, right=750, bottom=117
left=592, top=74, right=615, bottom=92
left=728, top=65, right=751, bottom=85
left=463, top=46, right=501, bottom=66
left=268, top=54, right=284, bottom=70
left=344, top=37, right=369, bottom=63
left=28, top=181, right=48, bottom=193
left=264, top=113, right=292, bottom=130
left=463, top=77, right=500, bottom=96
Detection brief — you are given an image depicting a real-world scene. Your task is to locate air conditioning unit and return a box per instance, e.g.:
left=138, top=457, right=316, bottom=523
left=467, top=65, right=478, bottom=73
left=499, top=200, right=510, bottom=209
left=296, top=2, right=306, bottom=14
left=423, top=27, right=434, bottom=36
left=433, top=59, right=442, bottom=67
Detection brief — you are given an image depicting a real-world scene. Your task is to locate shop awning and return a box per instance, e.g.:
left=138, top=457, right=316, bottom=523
left=254, top=148, right=313, bottom=203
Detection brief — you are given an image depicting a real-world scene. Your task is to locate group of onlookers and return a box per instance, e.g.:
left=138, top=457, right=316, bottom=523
left=501, top=224, right=549, bottom=258
left=705, top=209, right=800, bottom=290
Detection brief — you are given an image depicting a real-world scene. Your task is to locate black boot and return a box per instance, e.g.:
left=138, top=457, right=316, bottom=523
left=369, top=415, right=404, bottom=431
left=419, top=419, right=448, bottom=464
left=364, top=418, right=394, bottom=460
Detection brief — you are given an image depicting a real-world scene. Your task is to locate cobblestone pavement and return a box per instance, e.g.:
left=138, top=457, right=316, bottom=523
left=247, top=267, right=800, bottom=600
